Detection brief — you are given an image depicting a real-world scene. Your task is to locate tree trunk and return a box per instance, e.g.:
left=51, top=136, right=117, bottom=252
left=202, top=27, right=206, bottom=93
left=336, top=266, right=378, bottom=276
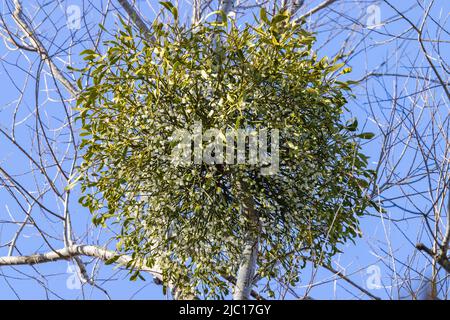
left=233, top=178, right=261, bottom=300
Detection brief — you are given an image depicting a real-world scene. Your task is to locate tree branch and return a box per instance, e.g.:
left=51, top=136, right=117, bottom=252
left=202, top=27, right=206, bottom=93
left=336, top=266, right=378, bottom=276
left=293, top=0, right=337, bottom=23
left=0, top=245, right=157, bottom=273
left=12, top=0, right=77, bottom=96
left=117, top=0, right=153, bottom=39
left=416, top=243, right=450, bottom=273
left=232, top=178, right=260, bottom=300
left=0, top=244, right=197, bottom=298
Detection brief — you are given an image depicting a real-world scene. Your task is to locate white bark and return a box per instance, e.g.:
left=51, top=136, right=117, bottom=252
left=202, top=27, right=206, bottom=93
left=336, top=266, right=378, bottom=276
left=233, top=235, right=259, bottom=300
left=232, top=179, right=261, bottom=300
left=117, top=0, right=153, bottom=38
left=0, top=244, right=198, bottom=299
left=220, top=0, right=234, bottom=16
left=0, top=244, right=162, bottom=276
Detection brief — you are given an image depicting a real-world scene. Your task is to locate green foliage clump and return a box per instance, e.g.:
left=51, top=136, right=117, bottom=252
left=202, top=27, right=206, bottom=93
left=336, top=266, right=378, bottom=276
left=75, top=10, right=375, bottom=298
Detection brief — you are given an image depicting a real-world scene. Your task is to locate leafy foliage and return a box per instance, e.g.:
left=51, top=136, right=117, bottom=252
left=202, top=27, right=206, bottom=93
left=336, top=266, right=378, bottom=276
left=75, top=10, right=375, bottom=298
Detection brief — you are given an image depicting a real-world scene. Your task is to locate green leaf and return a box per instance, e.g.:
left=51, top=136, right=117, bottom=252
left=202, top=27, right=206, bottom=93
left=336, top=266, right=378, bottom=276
left=130, top=270, right=141, bottom=281
left=80, top=49, right=97, bottom=56
left=346, top=118, right=358, bottom=131
left=105, top=255, right=121, bottom=265
left=328, top=62, right=345, bottom=72
left=341, top=67, right=352, bottom=74
left=271, top=12, right=288, bottom=25
left=260, top=7, right=269, bottom=24
left=200, top=69, right=208, bottom=79
left=205, top=10, right=227, bottom=26
left=357, top=132, right=375, bottom=140
left=160, top=1, right=178, bottom=20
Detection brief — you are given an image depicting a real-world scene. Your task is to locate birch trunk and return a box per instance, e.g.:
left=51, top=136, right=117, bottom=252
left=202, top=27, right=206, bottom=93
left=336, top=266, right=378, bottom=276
left=233, top=178, right=261, bottom=300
